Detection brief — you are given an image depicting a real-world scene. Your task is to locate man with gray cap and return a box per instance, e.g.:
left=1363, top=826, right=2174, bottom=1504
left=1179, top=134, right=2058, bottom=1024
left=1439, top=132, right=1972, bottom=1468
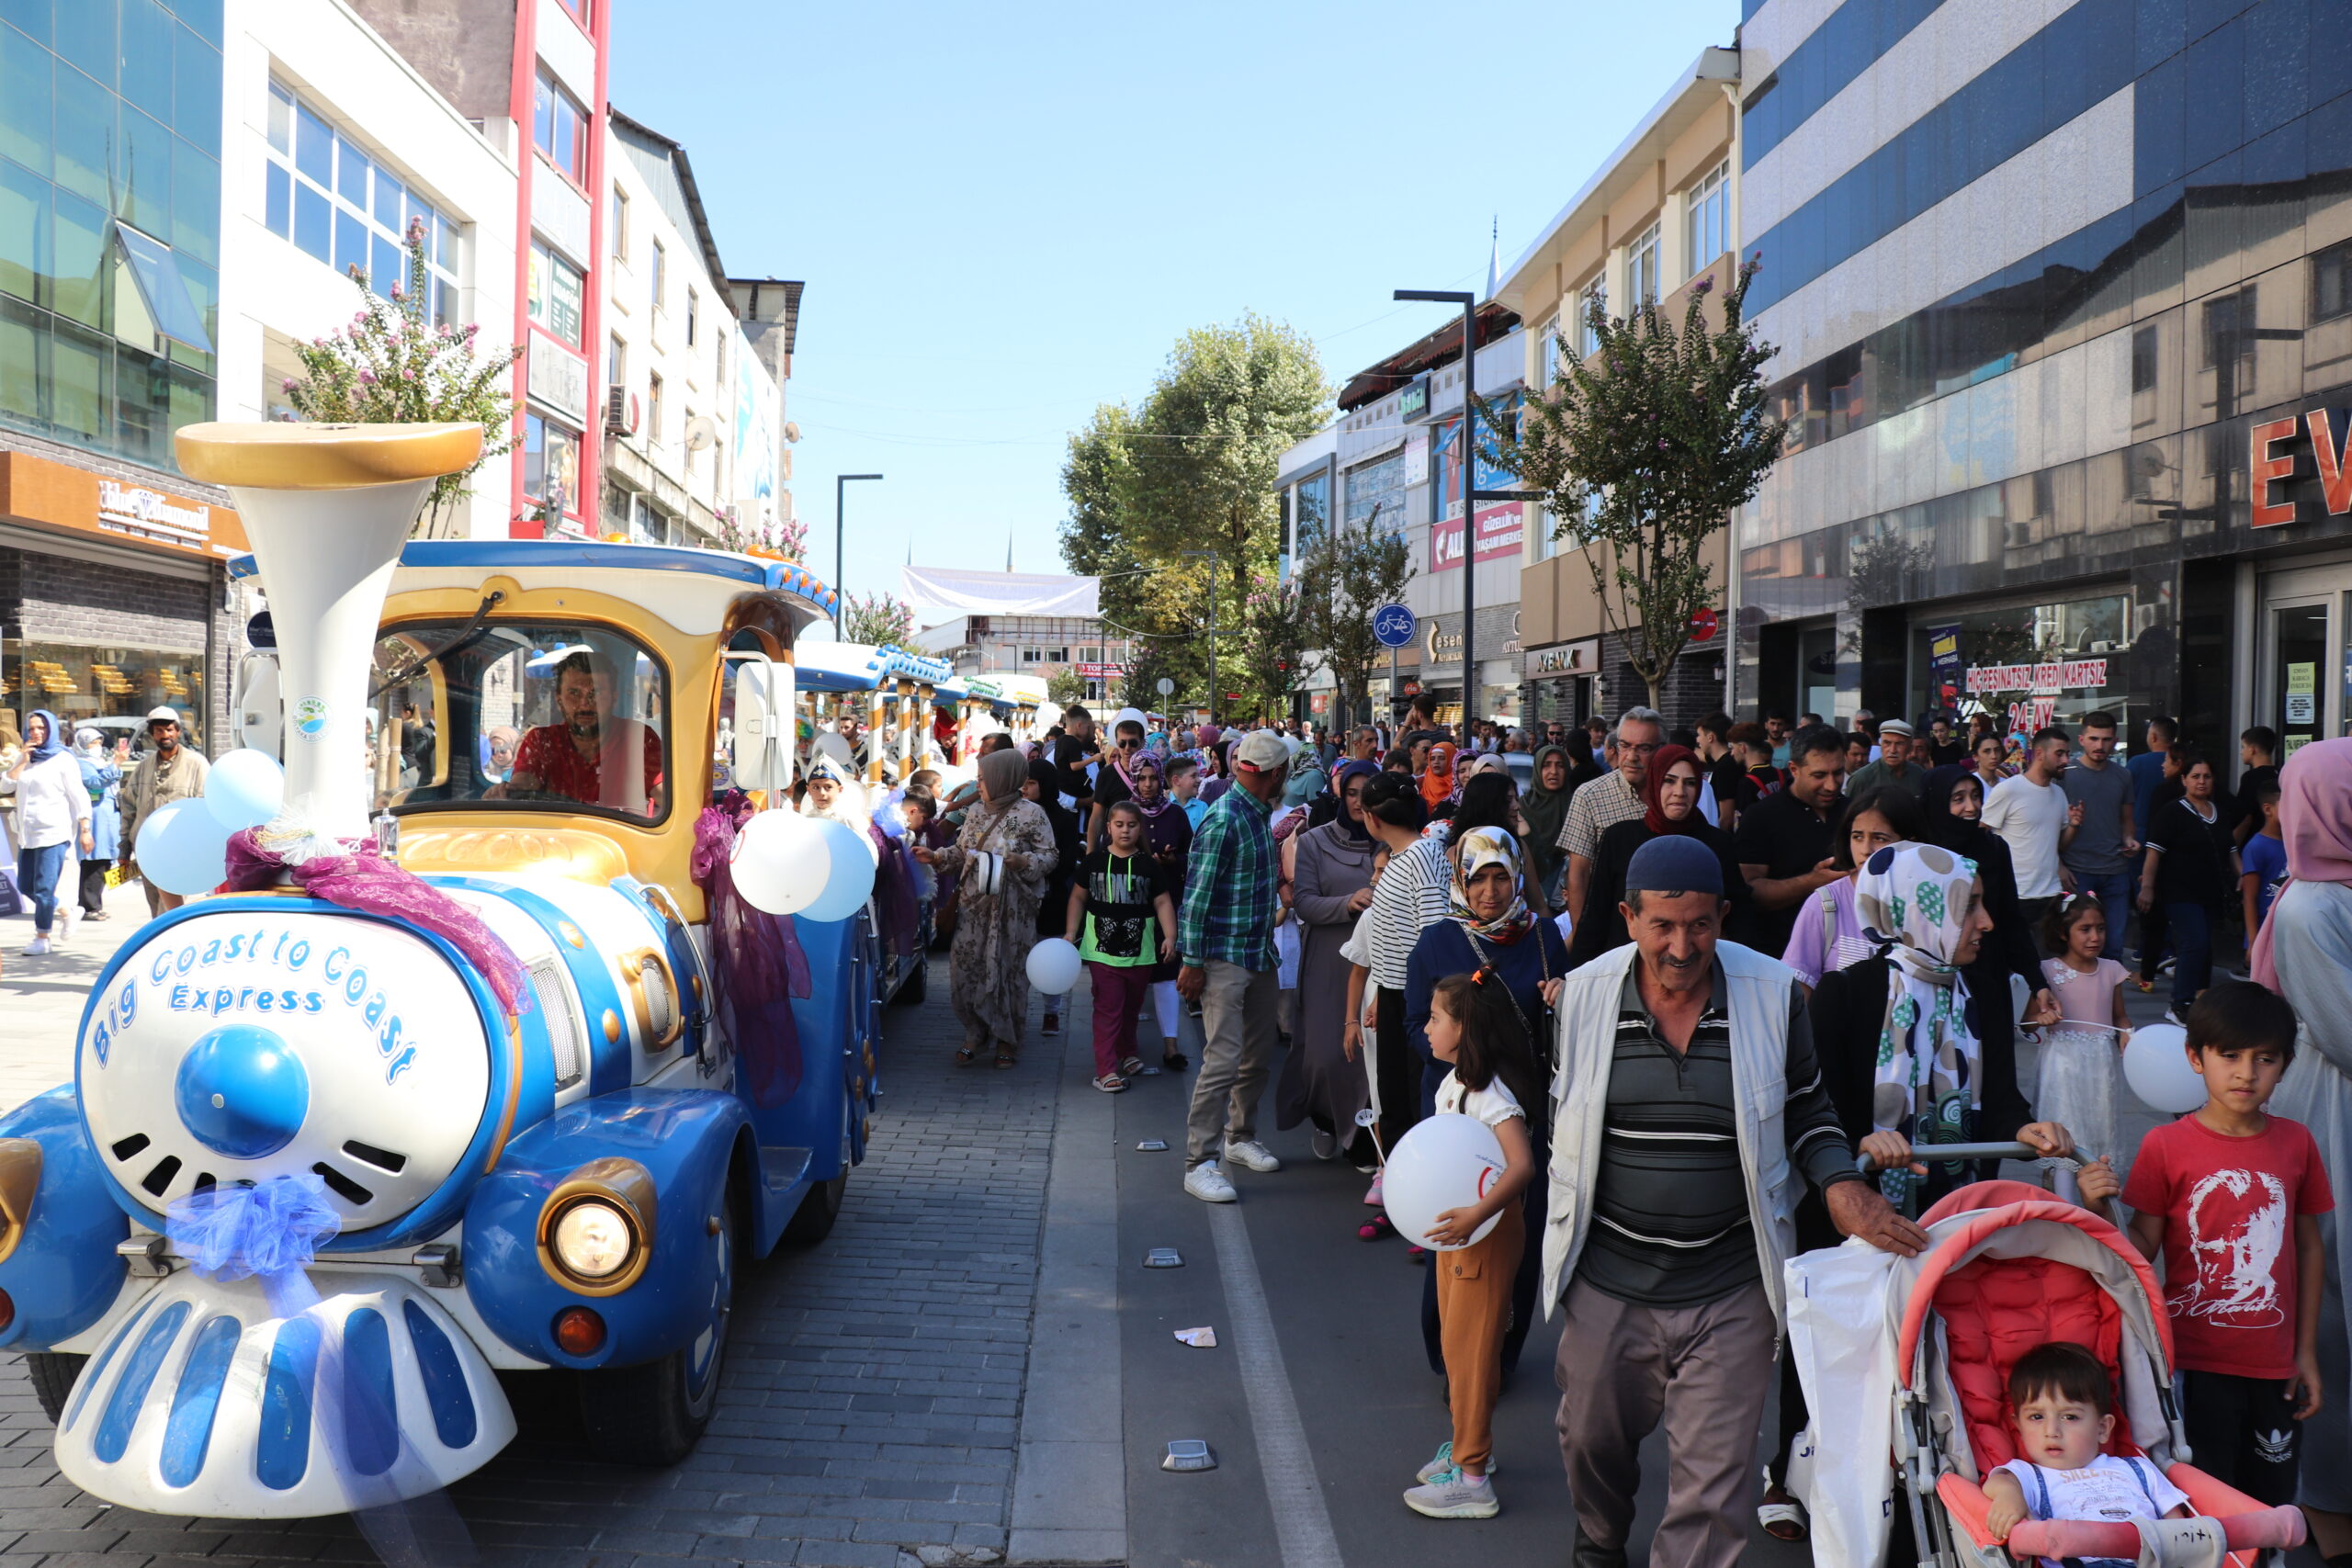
left=118, top=706, right=209, bottom=918
left=1541, top=834, right=1924, bottom=1568
left=1844, top=716, right=1919, bottom=799
left=1175, top=728, right=1290, bottom=1202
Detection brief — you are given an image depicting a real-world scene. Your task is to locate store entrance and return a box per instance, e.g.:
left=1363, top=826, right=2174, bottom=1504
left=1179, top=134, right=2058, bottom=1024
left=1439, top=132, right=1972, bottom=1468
left=2261, top=566, right=2351, bottom=756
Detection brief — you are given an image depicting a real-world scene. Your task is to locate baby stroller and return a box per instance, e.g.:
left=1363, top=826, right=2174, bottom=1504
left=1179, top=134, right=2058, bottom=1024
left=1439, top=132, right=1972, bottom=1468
left=1789, top=1147, right=2308, bottom=1567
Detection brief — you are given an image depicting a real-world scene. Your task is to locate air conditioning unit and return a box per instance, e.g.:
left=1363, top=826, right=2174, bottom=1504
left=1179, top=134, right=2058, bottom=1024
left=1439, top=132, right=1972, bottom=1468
left=605, top=384, right=639, bottom=435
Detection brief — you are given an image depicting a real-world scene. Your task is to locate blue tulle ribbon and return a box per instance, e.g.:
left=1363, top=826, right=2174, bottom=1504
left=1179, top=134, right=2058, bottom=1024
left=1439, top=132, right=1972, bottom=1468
left=165, top=1172, right=342, bottom=1286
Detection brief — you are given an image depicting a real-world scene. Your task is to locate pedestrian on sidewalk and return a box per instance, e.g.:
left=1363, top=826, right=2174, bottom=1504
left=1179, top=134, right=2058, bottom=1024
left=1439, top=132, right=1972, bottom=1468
left=9, top=711, right=92, bottom=954
left=911, top=747, right=1058, bottom=1069
left=1542, top=834, right=1924, bottom=1568
left=1274, top=759, right=1379, bottom=1160
left=1176, top=729, right=1290, bottom=1204
left=1984, top=725, right=2077, bottom=927
left=73, top=728, right=121, bottom=920
left=2060, top=711, right=2138, bottom=959
left=1359, top=773, right=1454, bottom=1183
left=1556, top=707, right=1662, bottom=929
left=118, top=705, right=208, bottom=918
left=1065, top=800, right=1178, bottom=1093
left=1399, top=971, right=1542, bottom=1522
left=2138, top=750, right=2238, bottom=1024
left=1125, top=753, right=1195, bottom=1069
left=1026, top=754, right=1085, bottom=1038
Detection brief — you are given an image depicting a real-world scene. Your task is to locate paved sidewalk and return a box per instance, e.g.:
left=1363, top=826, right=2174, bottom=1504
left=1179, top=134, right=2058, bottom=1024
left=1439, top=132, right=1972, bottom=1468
left=0, top=880, right=149, bottom=1111
left=0, top=950, right=1125, bottom=1568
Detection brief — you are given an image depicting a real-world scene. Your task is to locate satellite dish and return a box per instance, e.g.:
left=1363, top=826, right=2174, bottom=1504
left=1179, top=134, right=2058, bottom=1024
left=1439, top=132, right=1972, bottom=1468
left=783, top=422, right=802, bottom=443
left=684, top=414, right=718, bottom=452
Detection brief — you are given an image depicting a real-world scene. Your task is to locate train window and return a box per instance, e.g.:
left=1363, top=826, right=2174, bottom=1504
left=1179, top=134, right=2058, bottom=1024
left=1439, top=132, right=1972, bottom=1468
left=370, top=621, right=670, bottom=824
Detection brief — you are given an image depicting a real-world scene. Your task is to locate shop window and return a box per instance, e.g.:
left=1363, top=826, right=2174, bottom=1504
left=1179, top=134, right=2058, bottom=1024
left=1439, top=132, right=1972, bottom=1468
left=527, top=240, right=584, bottom=346
left=4, top=638, right=209, bottom=754
left=264, top=81, right=458, bottom=325
left=532, top=69, right=587, bottom=186
left=523, top=411, right=582, bottom=518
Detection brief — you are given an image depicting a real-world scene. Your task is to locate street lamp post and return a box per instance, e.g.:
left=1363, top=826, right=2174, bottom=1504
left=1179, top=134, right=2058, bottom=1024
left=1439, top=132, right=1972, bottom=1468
left=1392, top=289, right=1538, bottom=743
left=1181, top=549, right=1219, bottom=726
left=834, top=472, right=883, bottom=634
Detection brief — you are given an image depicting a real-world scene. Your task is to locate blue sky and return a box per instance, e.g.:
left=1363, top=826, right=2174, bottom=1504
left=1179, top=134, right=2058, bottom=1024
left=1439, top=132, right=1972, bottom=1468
left=609, top=0, right=1738, bottom=617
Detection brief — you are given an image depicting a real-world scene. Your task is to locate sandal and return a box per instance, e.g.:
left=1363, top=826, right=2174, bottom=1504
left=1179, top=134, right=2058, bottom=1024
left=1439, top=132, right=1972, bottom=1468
left=1091, top=1073, right=1128, bottom=1093
left=955, top=1042, right=982, bottom=1067
left=1161, top=1049, right=1188, bottom=1070
left=1118, top=1055, right=1145, bottom=1077
left=993, top=1045, right=1018, bottom=1069
left=1758, top=1487, right=1808, bottom=1542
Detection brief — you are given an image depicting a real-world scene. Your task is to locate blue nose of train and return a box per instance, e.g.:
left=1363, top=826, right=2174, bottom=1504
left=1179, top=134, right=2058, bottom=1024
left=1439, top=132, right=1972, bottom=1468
left=174, top=1025, right=310, bottom=1160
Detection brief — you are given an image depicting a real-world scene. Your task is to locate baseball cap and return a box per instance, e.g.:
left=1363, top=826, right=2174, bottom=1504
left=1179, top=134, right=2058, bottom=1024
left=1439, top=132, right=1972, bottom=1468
left=1233, top=731, right=1290, bottom=773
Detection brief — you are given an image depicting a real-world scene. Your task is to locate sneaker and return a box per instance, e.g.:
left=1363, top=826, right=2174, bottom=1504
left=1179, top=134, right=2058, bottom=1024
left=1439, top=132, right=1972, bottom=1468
left=2165, top=1007, right=2188, bottom=1026
left=1310, top=1127, right=1338, bottom=1161
left=1416, top=1441, right=1498, bottom=1483
left=1401, top=1466, right=1498, bottom=1519
left=1184, top=1161, right=1237, bottom=1203
left=56, top=906, right=74, bottom=942
left=20, top=936, right=49, bottom=956
left=1364, top=1169, right=1385, bottom=1206
left=1223, top=1139, right=1281, bottom=1173
left=1041, top=1012, right=1061, bottom=1037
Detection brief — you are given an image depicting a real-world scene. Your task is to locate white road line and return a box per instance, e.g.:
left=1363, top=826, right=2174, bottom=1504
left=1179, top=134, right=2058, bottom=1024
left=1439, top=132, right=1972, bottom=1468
left=1206, top=1200, right=1346, bottom=1568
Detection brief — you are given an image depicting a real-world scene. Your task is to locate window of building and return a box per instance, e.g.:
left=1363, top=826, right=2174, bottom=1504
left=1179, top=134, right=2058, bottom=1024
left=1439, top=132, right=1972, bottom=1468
left=610, top=185, right=628, bottom=263
left=1577, top=277, right=1604, bottom=356
left=1344, top=448, right=1406, bottom=535
left=265, top=82, right=458, bottom=327
left=532, top=70, right=587, bottom=186
left=685, top=286, right=698, bottom=348
left=526, top=241, right=584, bottom=346
left=2313, top=239, right=2352, bottom=323
left=608, top=332, right=627, bottom=390
left=1686, top=160, right=1728, bottom=278
left=1627, top=222, right=1661, bottom=310
left=646, top=369, right=663, bottom=443
left=522, top=410, right=582, bottom=517
left=650, top=239, right=667, bottom=320
left=715, top=327, right=727, bottom=389
left=1021, top=646, right=1042, bottom=664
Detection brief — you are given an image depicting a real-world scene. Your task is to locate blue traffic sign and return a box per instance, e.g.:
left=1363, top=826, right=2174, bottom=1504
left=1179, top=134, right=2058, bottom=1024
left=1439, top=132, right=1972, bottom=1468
left=1372, top=604, right=1416, bottom=649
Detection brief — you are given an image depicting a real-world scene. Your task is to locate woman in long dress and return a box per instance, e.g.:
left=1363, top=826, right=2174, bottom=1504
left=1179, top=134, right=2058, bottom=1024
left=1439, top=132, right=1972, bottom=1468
left=912, top=748, right=1057, bottom=1068
left=1275, top=760, right=1378, bottom=1162
left=2250, top=737, right=2352, bottom=1562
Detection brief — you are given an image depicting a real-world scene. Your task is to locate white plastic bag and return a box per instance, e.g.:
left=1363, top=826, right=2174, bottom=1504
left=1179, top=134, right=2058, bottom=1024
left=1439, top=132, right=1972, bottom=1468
left=1786, top=1238, right=1906, bottom=1568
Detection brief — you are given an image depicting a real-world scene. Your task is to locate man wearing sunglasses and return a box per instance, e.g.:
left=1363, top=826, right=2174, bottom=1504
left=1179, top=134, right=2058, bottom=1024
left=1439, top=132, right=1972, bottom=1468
left=1087, top=716, right=1150, bottom=849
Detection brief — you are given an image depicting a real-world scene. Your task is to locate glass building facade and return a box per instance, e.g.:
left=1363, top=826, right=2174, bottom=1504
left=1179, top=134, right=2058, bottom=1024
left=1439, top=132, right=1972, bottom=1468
left=0, top=0, right=221, bottom=472
left=1736, top=0, right=2352, bottom=761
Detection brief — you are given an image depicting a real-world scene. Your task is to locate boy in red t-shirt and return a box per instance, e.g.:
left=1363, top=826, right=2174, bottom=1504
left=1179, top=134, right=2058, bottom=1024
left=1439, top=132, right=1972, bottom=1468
left=2081, top=980, right=2330, bottom=1504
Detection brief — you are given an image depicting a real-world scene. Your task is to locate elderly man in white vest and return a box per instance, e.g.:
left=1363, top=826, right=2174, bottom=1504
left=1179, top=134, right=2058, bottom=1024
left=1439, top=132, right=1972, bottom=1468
left=1541, top=835, right=1927, bottom=1568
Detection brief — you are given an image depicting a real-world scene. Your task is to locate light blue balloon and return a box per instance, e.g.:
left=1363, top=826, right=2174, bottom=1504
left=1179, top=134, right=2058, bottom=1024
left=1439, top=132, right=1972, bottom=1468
left=138, top=797, right=236, bottom=897
left=204, top=748, right=285, bottom=830
left=797, top=818, right=877, bottom=923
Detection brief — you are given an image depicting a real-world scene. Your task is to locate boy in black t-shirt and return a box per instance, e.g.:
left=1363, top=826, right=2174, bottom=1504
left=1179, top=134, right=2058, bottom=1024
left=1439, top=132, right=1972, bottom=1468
left=1065, top=801, right=1178, bottom=1092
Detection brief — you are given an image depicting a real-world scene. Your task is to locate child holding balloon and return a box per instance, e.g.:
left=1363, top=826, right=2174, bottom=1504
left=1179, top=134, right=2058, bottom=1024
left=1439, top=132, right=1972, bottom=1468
left=1401, top=968, right=1540, bottom=1521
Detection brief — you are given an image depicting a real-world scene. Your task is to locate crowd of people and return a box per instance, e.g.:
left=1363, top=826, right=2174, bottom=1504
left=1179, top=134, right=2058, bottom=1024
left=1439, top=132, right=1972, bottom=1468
left=913, top=694, right=2351, bottom=1562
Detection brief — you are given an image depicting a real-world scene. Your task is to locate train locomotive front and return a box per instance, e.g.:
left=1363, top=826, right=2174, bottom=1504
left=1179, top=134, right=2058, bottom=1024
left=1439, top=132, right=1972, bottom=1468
left=0, top=423, right=879, bottom=1518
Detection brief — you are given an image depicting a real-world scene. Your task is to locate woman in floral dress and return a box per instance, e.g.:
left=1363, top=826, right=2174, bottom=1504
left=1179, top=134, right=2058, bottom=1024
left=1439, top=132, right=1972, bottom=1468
left=913, top=747, right=1058, bottom=1066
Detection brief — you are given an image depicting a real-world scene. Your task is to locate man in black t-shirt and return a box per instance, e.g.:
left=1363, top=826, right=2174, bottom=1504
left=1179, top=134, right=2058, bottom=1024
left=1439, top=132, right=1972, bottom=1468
left=1731, top=725, right=1848, bottom=955
left=1697, top=711, right=1741, bottom=831
left=1053, top=705, right=1098, bottom=811
left=2232, top=725, right=2278, bottom=851
left=1086, top=717, right=1148, bottom=849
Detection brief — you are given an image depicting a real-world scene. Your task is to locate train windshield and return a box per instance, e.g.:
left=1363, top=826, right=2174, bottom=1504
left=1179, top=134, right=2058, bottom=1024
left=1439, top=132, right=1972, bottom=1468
left=369, top=621, right=670, bottom=824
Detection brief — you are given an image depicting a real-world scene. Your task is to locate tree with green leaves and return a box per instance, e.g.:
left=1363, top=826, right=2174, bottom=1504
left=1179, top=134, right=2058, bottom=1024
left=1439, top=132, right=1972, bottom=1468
left=1046, top=668, right=1087, bottom=709
left=1300, top=511, right=1414, bottom=729
left=842, top=592, right=915, bottom=649
left=1489, top=262, right=1788, bottom=708
left=282, top=217, right=523, bottom=539
left=1235, top=571, right=1315, bottom=722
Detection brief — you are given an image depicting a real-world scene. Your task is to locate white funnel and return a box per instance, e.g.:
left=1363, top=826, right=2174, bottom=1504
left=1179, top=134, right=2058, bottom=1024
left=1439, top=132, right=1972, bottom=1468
left=175, top=423, right=483, bottom=843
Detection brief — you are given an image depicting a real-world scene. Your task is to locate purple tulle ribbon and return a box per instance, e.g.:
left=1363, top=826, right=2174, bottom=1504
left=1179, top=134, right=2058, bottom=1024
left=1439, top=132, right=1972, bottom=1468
left=224, top=829, right=530, bottom=1018
left=165, top=1172, right=343, bottom=1286
left=692, top=801, right=808, bottom=1108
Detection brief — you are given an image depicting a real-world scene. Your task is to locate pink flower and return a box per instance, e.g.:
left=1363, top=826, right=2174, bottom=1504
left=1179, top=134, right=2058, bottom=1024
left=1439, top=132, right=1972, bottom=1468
left=390, top=282, right=403, bottom=299
left=279, top=378, right=298, bottom=392
left=359, top=368, right=378, bottom=384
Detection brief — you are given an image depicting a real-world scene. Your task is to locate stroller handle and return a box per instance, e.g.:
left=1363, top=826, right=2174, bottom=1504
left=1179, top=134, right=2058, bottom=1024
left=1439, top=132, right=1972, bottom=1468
left=2007, top=1504, right=2306, bottom=1559
left=1852, top=1141, right=2065, bottom=1172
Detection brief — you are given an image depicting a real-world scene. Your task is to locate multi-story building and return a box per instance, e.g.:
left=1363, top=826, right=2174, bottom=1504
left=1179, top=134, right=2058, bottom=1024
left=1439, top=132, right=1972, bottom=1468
left=600, top=109, right=788, bottom=548
left=1494, top=45, right=1744, bottom=733
left=0, top=0, right=243, bottom=747
left=1732, top=0, right=2352, bottom=758
left=347, top=0, right=609, bottom=540
left=218, top=0, right=520, bottom=539
left=910, top=616, right=1133, bottom=705
left=1275, top=306, right=1528, bottom=728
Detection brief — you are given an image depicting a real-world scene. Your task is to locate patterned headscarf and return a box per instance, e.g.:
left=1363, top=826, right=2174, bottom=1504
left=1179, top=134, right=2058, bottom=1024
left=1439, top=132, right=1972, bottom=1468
left=1853, top=842, right=1984, bottom=1162
left=1447, top=825, right=1535, bottom=946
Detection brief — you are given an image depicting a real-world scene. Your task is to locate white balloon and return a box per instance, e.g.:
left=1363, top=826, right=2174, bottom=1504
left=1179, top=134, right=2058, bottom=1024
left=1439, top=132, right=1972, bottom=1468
left=202, top=747, right=285, bottom=830
left=1025, top=937, right=1081, bottom=996
left=2122, top=1023, right=2207, bottom=1113
left=1382, top=1112, right=1509, bottom=1250
left=136, top=797, right=236, bottom=896
left=729, top=809, right=830, bottom=915
left=799, top=818, right=878, bottom=923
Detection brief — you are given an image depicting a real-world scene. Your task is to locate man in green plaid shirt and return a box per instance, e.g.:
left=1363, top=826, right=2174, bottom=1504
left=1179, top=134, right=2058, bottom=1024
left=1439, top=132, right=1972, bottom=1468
left=1176, top=729, right=1291, bottom=1202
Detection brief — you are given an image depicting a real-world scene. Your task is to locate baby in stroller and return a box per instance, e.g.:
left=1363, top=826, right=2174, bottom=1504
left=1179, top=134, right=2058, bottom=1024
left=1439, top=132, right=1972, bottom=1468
left=1983, top=1341, right=2191, bottom=1560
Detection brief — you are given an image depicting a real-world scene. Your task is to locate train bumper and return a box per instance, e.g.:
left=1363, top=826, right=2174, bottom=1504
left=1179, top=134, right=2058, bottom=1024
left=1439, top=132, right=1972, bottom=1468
left=53, top=1270, right=514, bottom=1518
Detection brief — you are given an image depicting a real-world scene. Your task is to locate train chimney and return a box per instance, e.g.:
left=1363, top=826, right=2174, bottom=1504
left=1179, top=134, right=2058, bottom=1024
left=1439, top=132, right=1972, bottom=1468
left=175, top=423, right=482, bottom=843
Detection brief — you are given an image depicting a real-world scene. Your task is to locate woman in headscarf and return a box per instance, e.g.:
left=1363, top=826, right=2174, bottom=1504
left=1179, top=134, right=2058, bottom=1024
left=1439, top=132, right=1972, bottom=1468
left=1520, top=744, right=1576, bottom=907
left=1776, top=784, right=1924, bottom=987
left=1566, top=743, right=1742, bottom=968
left=911, top=747, right=1058, bottom=1067
left=1917, top=761, right=2051, bottom=1017
left=1127, top=753, right=1194, bottom=1068
left=6, top=710, right=91, bottom=954
left=2251, top=738, right=2352, bottom=1562
left=1402, top=825, right=1569, bottom=1372
left=1024, top=753, right=1086, bottom=1038
left=1441, top=770, right=1554, bottom=918
left=1276, top=760, right=1380, bottom=1162
left=74, top=728, right=121, bottom=921
left=1419, top=739, right=1458, bottom=815
left=1760, top=841, right=2074, bottom=1542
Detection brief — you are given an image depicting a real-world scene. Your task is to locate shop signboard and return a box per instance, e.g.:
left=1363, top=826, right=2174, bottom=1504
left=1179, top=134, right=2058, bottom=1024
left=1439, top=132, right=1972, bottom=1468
left=2251, top=409, right=2352, bottom=527
left=1928, top=625, right=1963, bottom=708
left=97, top=480, right=209, bottom=549
left=1076, top=662, right=1125, bottom=679
left=1964, top=657, right=2109, bottom=737
left=1428, top=413, right=1523, bottom=572
left=527, top=336, right=590, bottom=426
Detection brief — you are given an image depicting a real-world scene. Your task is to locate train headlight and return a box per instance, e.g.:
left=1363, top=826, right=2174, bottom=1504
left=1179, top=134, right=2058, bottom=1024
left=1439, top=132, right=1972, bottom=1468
left=536, top=1158, right=655, bottom=1294
left=551, top=1201, right=633, bottom=1280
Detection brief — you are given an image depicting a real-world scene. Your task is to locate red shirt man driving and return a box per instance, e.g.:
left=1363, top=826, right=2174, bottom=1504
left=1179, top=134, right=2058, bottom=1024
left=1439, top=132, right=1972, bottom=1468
left=498, top=651, right=662, bottom=814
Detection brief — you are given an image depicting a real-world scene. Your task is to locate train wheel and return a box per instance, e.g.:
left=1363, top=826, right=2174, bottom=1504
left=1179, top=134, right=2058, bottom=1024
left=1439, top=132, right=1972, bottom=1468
left=26, top=1352, right=85, bottom=1426
left=891, top=953, right=927, bottom=1005
left=579, top=1196, right=735, bottom=1465
left=781, top=1171, right=846, bottom=1246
